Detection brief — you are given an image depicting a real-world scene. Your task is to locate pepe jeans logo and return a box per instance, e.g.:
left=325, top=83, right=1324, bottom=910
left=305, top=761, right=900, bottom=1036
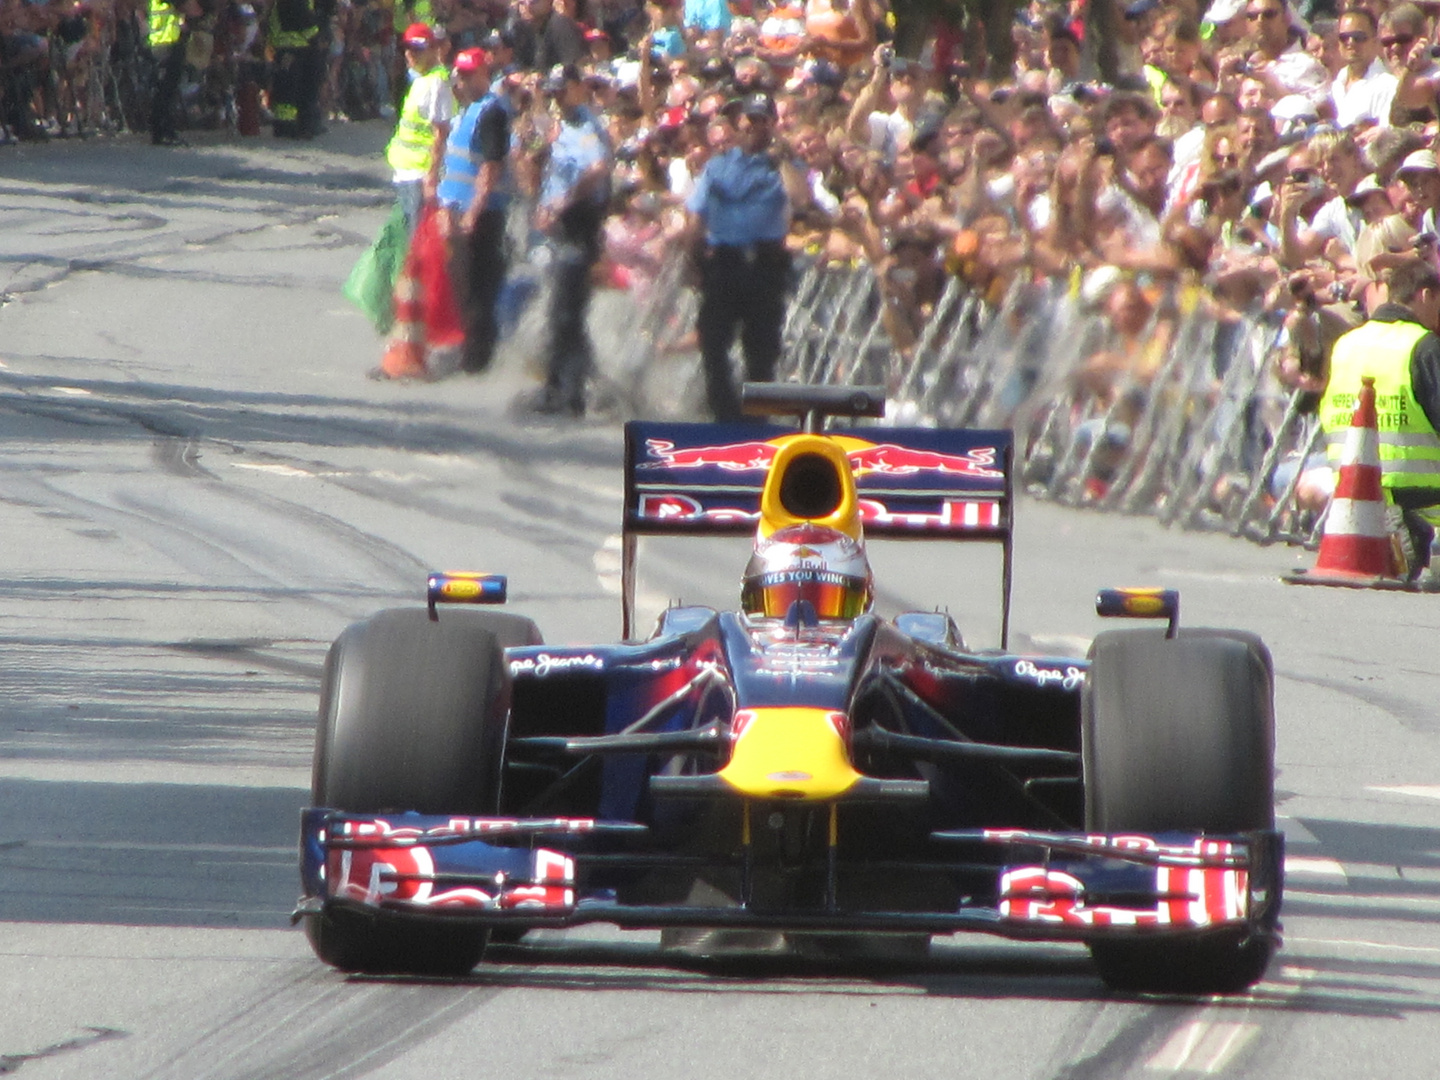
left=509, top=653, right=604, bottom=677
left=1013, top=659, right=1084, bottom=690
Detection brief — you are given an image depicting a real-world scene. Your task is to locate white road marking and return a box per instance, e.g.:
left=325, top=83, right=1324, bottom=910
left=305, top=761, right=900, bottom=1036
left=19, top=840, right=295, bottom=855
left=52, top=386, right=91, bottom=396
left=229, top=462, right=313, bottom=478
left=1017, top=634, right=1093, bottom=657
left=593, top=534, right=623, bottom=596
left=1288, top=935, right=1440, bottom=955
left=1153, top=568, right=1273, bottom=586
left=1146, top=1021, right=1258, bottom=1073
left=1368, top=785, right=1440, bottom=801
left=1284, top=856, right=1347, bottom=880
left=0, top=758, right=308, bottom=787
left=594, top=533, right=672, bottom=619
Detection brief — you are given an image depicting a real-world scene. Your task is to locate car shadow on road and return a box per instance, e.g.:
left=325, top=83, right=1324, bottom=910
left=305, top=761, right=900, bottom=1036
left=439, top=933, right=1440, bottom=1019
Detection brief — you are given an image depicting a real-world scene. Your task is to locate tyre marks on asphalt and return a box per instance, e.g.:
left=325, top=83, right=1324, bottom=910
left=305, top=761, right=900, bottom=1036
left=1, top=1026, right=127, bottom=1074
left=139, top=970, right=502, bottom=1080
left=0, top=430, right=424, bottom=621
left=147, top=434, right=426, bottom=603
left=1038, top=964, right=1320, bottom=1079
left=1369, top=784, right=1440, bottom=801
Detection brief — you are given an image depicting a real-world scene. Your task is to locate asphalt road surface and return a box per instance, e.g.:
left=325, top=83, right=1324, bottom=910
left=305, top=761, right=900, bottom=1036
left=2, top=127, right=1439, bottom=1080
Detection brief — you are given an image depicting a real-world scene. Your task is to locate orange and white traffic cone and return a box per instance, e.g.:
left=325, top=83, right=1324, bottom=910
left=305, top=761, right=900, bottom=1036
left=1286, top=376, right=1414, bottom=590
left=377, top=204, right=462, bottom=380
left=379, top=268, right=426, bottom=378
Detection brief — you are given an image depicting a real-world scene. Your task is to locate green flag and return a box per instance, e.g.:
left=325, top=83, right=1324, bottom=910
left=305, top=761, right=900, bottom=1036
left=343, top=202, right=410, bottom=334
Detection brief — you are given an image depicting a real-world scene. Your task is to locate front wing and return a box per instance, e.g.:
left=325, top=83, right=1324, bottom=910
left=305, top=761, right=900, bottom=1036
left=296, top=810, right=1283, bottom=944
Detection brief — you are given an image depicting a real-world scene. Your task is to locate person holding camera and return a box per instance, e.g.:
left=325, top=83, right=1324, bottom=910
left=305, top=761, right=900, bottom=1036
left=1236, top=0, right=1327, bottom=102
left=1277, top=145, right=1334, bottom=269
left=846, top=44, right=925, bottom=164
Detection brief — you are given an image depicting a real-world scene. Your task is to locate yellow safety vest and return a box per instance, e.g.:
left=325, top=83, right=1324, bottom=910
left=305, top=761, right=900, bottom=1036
left=1321, top=316, right=1440, bottom=490
left=386, top=67, right=447, bottom=176
left=268, top=0, right=318, bottom=50
left=393, top=0, right=433, bottom=33
left=148, top=0, right=183, bottom=48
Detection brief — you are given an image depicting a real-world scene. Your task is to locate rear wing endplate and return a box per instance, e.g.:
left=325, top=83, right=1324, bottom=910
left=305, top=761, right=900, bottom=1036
left=621, top=421, right=1014, bottom=643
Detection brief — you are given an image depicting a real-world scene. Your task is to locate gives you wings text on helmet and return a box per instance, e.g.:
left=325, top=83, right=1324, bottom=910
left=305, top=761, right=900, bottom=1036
left=740, top=523, right=873, bottom=620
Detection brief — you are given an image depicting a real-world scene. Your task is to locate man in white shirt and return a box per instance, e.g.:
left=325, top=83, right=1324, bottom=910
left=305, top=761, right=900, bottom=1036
left=1242, top=0, right=1329, bottom=100
left=1330, top=8, right=1396, bottom=128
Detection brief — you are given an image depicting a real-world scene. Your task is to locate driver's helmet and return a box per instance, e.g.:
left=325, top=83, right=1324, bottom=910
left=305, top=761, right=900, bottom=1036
left=741, top=524, right=873, bottom=619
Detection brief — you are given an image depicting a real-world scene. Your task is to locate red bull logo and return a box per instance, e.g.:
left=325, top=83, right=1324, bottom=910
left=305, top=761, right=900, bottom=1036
left=643, top=439, right=778, bottom=471
left=642, top=437, right=1001, bottom=480
left=844, top=442, right=1001, bottom=479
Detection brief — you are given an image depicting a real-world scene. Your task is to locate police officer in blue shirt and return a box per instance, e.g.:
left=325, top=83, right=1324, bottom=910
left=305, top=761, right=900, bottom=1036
left=534, top=63, right=611, bottom=416
left=685, top=92, right=797, bottom=421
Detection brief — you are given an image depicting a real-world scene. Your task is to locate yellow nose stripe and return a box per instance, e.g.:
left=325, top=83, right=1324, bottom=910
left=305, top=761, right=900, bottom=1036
left=719, top=707, right=861, bottom=801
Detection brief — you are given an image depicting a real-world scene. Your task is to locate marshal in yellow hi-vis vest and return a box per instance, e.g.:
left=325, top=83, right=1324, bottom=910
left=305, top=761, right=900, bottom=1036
left=386, top=67, right=447, bottom=176
left=267, top=0, right=318, bottom=51
left=1321, top=316, right=1440, bottom=491
left=148, top=0, right=184, bottom=48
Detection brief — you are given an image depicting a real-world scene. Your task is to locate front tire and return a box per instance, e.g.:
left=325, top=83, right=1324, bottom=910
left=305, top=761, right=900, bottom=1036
left=306, top=608, right=540, bottom=975
left=1082, top=628, right=1277, bottom=995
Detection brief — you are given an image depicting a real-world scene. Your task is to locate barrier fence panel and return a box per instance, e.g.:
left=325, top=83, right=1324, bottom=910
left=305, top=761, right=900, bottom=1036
left=588, top=257, right=1321, bottom=552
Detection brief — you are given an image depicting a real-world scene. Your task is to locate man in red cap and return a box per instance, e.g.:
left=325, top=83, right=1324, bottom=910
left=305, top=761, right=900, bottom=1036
left=387, top=22, right=454, bottom=232
left=437, top=47, right=513, bottom=373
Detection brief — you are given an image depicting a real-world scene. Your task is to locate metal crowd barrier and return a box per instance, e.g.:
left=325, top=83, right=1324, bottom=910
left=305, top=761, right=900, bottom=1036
left=580, top=252, right=1324, bottom=551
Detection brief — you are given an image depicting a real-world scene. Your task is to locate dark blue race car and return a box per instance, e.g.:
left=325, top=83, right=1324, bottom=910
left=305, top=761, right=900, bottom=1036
left=295, top=384, right=1282, bottom=994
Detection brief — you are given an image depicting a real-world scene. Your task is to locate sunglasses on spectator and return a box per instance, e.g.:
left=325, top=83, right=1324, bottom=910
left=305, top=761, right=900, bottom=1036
left=1338, top=31, right=1370, bottom=44
left=1381, top=34, right=1416, bottom=48
left=1246, top=8, right=1281, bottom=19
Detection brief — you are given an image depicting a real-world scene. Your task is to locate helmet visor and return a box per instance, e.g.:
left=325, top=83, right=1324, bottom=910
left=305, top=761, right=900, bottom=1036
left=741, top=568, right=869, bottom=619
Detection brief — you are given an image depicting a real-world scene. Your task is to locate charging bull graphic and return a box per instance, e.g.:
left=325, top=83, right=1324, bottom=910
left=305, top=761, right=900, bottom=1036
left=641, top=436, right=1003, bottom=479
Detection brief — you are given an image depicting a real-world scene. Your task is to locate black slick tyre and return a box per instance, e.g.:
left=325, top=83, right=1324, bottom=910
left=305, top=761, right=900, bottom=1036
left=1082, top=628, right=1276, bottom=996
left=306, top=608, right=540, bottom=975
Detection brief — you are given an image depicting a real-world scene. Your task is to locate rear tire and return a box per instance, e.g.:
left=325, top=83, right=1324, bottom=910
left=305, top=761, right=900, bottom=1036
left=1082, top=628, right=1277, bottom=995
left=306, top=608, right=540, bottom=975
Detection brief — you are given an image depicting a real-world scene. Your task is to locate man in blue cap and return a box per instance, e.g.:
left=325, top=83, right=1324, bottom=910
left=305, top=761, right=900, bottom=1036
left=685, top=91, right=798, bottom=420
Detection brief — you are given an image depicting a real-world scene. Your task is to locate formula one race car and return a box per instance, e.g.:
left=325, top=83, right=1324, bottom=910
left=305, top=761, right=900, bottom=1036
left=296, top=384, right=1282, bottom=995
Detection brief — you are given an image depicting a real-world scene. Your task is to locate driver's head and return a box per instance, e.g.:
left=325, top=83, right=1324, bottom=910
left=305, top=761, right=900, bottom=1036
left=741, top=524, right=873, bottom=619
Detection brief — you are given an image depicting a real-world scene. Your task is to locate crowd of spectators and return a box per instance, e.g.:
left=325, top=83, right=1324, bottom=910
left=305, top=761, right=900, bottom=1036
left=1, top=0, right=259, bottom=140
left=385, top=0, right=1440, bottom=414
left=18, top=0, right=1440, bottom=416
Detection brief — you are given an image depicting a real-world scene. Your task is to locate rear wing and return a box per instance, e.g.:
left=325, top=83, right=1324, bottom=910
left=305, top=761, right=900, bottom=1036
left=621, top=421, right=1014, bottom=643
